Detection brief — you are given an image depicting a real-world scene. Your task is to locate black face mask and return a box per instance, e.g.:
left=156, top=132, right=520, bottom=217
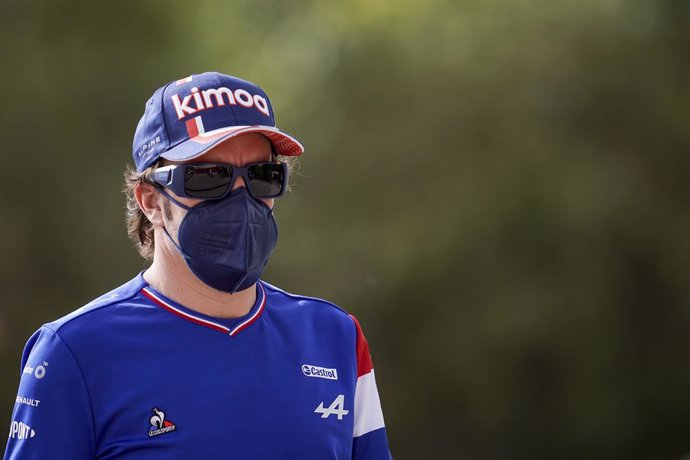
left=159, top=187, right=278, bottom=293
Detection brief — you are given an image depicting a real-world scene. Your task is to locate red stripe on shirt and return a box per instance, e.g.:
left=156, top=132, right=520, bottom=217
left=229, top=284, right=267, bottom=337
left=142, top=289, right=229, bottom=334
left=350, top=314, right=374, bottom=377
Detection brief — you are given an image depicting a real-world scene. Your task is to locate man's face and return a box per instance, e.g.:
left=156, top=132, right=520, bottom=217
left=157, top=132, right=275, bottom=239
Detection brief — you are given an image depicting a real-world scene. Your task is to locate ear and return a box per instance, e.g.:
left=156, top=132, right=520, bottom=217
left=135, top=182, right=165, bottom=227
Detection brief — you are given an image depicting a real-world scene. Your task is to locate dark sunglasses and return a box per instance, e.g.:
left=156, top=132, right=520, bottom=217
left=150, top=161, right=288, bottom=200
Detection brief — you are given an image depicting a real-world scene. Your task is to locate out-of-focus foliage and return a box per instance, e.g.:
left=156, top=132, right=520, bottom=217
left=1, top=0, right=689, bottom=458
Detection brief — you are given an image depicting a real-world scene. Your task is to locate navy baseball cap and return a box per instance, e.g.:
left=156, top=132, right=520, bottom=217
left=132, top=72, right=304, bottom=172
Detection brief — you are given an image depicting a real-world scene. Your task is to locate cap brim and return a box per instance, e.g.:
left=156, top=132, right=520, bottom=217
left=161, top=125, right=304, bottom=163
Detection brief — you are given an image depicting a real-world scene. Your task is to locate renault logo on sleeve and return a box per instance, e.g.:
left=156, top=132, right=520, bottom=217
left=301, top=364, right=338, bottom=380
left=16, top=396, right=40, bottom=408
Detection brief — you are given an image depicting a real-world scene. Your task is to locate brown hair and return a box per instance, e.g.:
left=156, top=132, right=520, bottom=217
left=123, top=162, right=159, bottom=261
left=123, top=154, right=297, bottom=261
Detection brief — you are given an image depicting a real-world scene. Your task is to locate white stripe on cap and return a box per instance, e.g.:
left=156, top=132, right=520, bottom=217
left=194, top=116, right=206, bottom=135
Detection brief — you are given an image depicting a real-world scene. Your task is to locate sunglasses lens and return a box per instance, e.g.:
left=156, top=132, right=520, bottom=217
left=247, top=163, right=285, bottom=197
left=184, top=165, right=233, bottom=198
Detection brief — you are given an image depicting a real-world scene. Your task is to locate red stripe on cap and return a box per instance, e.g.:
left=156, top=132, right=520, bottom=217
left=350, top=314, right=374, bottom=377
left=185, top=118, right=200, bottom=138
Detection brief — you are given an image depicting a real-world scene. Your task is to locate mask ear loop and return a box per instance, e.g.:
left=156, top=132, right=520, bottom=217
left=155, top=186, right=192, bottom=211
left=154, top=185, right=194, bottom=259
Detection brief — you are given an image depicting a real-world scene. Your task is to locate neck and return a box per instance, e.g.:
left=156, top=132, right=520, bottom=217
left=143, top=239, right=257, bottom=319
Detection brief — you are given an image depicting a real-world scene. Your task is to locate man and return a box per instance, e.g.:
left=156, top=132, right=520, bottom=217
left=5, top=72, right=391, bottom=459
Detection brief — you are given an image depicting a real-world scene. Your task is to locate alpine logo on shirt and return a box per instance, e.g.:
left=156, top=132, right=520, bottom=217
left=148, top=408, right=177, bottom=438
left=314, top=395, right=349, bottom=420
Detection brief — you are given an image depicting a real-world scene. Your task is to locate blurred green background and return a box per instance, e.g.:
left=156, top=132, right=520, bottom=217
left=1, top=0, right=689, bottom=458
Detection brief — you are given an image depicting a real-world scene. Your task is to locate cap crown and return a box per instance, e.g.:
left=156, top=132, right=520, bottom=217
left=132, top=72, right=277, bottom=171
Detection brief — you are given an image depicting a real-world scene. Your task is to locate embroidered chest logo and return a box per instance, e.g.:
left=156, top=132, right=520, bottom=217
left=302, top=364, right=338, bottom=380
left=148, top=408, right=177, bottom=437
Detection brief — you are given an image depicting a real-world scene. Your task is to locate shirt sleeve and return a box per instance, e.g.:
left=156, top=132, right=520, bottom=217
left=4, top=326, right=95, bottom=460
left=349, top=315, right=392, bottom=460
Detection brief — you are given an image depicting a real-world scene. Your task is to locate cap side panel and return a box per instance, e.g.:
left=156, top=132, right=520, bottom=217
left=159, top=81, right=174, bottom=166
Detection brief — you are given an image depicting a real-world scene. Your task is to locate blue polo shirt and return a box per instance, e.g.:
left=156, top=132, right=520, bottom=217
left=4, top=274, right=391, bottom=459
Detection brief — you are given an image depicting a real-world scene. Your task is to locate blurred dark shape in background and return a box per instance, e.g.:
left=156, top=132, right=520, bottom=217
left=1, top=0, right=689, bottom=459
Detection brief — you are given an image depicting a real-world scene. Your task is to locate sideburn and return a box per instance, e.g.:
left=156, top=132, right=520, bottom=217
left=162, top=199, right=173, bottom=221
